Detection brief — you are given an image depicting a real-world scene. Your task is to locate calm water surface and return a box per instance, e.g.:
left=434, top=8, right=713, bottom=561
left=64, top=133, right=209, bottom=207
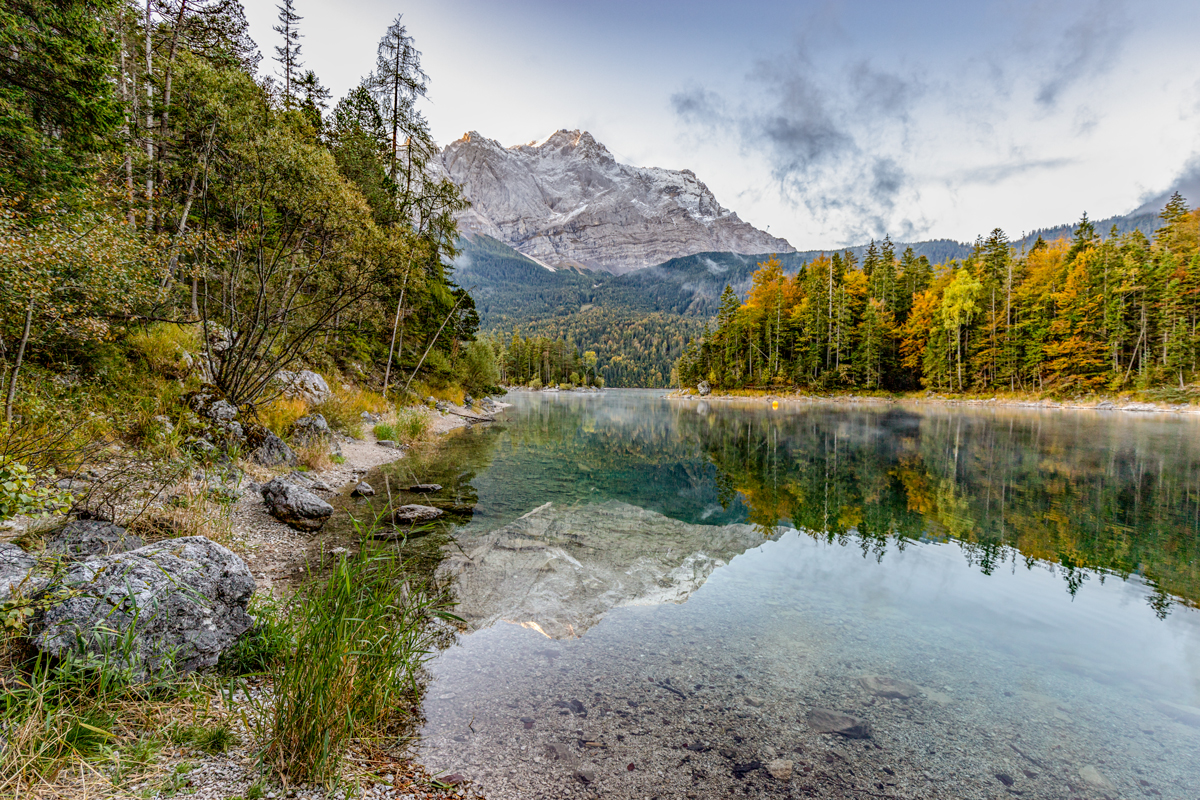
left=377, top=390, right=1200, bottom=800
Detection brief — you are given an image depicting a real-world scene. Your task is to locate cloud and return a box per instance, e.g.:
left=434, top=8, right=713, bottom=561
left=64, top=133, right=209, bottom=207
left=954, top=157, right=1078, bottom=185
left=1034, top=1, right=1128, bottom=109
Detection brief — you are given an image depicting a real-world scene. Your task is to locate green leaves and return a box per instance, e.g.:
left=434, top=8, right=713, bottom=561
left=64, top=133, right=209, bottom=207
left=0, top=459, right=73, bottom=522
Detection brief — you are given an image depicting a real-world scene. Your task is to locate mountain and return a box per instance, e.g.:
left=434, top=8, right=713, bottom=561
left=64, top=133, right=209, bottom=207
left=438, top=129, right=794, bottom=274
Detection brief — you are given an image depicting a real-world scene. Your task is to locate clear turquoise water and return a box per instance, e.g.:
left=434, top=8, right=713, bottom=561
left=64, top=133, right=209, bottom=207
left=398, top=390, right=1200, bottom=799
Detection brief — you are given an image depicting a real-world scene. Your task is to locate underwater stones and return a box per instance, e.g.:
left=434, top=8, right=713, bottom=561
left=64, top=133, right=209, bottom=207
left=766, top=759, right=793, bottom=781
left=389, top=504, right=444, bottom=525
left=351, top=481, right=375, bottom=497
left=805, top=708, right=872, bottom=739
left=260, top=477, right=333, bottom=532
left=858, top=675, right=921, bottom=700
left=407, top=483, right=442, bottom=493
left=1079, top=765, right=1116, bottom=793
left=743, top=695, right=765, bottom=708
left=1156, top=701, right=1200, bottom=726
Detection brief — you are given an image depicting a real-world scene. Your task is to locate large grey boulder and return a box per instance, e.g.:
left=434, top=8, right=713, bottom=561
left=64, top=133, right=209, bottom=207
left=45, top=520, right=145, bottom=561
left=276, top=370, right=332, bottom=405
left=261, top=477, right=333, bottom=531
left=31, top=536, right=254, bottom=675
left=1, top=542, right=42, bottom=601
left=251, top=432, right=297, bottom=467
left=697, top=380, right=711, bottom=396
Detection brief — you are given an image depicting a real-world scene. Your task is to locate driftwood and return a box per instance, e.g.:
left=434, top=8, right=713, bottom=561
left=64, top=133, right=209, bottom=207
left=447, top=409, right=495, bottom=423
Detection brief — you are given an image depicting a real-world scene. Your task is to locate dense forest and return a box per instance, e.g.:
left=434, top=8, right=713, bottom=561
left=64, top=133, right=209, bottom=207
left=676, top=202, right=1200, bottom=396
left=0, top=0, right=498, bottom=432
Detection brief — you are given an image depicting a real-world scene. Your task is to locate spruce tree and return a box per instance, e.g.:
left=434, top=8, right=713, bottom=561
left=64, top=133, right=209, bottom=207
left=273, top=0, right=303, bottom=106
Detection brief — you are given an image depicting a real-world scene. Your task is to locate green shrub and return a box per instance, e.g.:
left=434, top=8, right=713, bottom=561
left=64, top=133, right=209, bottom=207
left=372, top=422, right=396, bottom=441
left=127, top=323, right=199, bottom=379
left=0, top=459, right=72, bottom=522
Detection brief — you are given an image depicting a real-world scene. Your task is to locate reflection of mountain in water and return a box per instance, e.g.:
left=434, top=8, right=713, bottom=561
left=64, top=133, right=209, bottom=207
left=441, top=500, right=780, bottom=638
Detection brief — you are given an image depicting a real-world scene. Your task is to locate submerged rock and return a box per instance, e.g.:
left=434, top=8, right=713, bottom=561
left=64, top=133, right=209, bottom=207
left=1079, top=765, right=1116, bottom=793
left=261, top=477, right=333, bottom=531
left=858, top=675, right=921, bottom=700
left=407, top=483, right=442, bottom=493
left=31, top=536, right=254, bottom=675
left=390, top=504, right=444, bottom=524
left=805, top=708, right=872, bottom=739
left=45, top=520, right=145, bottom=561
left=351, top=481, right=375, bottom=497
left=766, top=759, right=793, bottom=781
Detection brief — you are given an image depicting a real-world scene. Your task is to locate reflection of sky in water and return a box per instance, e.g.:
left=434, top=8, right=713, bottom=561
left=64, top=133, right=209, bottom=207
left=415, top=391, right=1200, bottom=797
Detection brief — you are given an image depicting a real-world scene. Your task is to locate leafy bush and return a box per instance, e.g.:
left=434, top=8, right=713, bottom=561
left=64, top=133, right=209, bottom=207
left=0, top=459, right=72, bottom=522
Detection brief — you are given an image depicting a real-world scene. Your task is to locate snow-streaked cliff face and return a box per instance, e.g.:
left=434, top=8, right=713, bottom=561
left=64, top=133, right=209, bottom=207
left=438, top=129, right=795, bottom=274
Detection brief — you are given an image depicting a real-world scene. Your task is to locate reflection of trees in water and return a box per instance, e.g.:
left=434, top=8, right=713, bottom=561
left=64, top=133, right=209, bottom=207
left=677, top=404, right=1200, bottom=614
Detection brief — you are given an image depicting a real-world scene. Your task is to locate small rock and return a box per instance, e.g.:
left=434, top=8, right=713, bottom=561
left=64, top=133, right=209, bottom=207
left=545, top=742, right=577, bottom=765
left=744, top=696, right=765, bottom=708
left=207, top=399, right=239, bottom=422
left=1079, top=765, right=1116, bottom=793
left=406, top=483, right=443, bottom=493
left=290, top=414, right=333, bottom=448
left=376, top=439, right=399, bottom=449
left=732, top=761, right=761, bottom=777
left=360, top=411, right=382, bottom=423
left=573, top=769, right=595, bottom=784
left=251, top=433, right=297, bottom=467
left=718, top=747, right=737, bottom=760
left=261, top=478, right=333, bottom=532
left=766, top=759, right=793, bottom=781
left=805, top=708, right=872, bottom=739
left=858, top=675, right=921, bottom=700
left=995, top=773, right=1015, bottom=787
left=351, top=482, right=375, bottom=498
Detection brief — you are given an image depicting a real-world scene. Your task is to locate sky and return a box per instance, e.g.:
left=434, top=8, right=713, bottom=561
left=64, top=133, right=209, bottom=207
left=243, top=0, right=1200, bottom=249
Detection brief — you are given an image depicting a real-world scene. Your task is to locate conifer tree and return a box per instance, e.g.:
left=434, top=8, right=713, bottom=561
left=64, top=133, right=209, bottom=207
left=273, top=0, right=303, bottom=106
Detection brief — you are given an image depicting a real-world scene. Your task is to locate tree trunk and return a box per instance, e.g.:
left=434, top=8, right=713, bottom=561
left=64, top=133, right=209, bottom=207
left=5, top=299, right=34, bottom=424
left=144, top=0, right=155, bottom=230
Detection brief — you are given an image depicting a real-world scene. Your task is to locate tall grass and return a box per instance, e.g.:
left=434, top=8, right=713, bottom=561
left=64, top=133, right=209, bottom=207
left=256, top=527, right=457, bottom=783
left=127, top=322, right=199, bottom=379
left=393, top=407, right=429, bottom=444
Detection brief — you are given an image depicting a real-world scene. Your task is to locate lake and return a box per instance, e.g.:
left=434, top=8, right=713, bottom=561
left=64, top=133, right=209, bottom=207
left=372, top=390, right=1200, bottom=800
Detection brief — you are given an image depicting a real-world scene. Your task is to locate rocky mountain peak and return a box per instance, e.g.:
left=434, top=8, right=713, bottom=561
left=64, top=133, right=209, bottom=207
left=438, top=129, right=793, bottom=274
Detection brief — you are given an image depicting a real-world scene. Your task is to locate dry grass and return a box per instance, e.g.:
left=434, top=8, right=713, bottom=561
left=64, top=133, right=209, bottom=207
left=409, top=380, right=464, bottom=407
left=256, top=396, right=310, bottom=438
left=294, top=440, right=334, bottom=472
left=312, top=384, right=389, bottom=439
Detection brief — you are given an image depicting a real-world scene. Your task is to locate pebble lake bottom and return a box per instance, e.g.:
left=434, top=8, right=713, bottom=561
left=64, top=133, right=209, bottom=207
left=374, top=390, right=1200, bottom=800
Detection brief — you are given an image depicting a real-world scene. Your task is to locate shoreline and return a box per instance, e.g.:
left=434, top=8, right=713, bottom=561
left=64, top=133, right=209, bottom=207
left=665, top=388, right=1200, bottom=416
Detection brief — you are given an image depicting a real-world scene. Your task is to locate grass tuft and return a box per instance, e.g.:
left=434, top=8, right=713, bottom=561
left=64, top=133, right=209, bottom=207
left=253, top=526, right=458, bottom=783
left=257, top=396, right=310, bottom=438
left=313, top=384, right=389, bottom=439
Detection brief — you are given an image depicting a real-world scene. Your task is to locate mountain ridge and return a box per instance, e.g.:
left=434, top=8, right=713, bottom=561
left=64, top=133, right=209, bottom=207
left=437, top=129, right=794, bottom=274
